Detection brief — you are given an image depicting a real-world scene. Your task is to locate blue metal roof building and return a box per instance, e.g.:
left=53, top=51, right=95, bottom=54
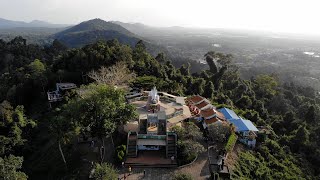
left=218, top=107, right=240, bottom=120
left=229, top=118, right=259, bottom=132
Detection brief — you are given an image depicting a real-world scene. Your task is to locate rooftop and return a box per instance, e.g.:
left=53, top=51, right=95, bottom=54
left=195, top=101, right=209, bottom=109
left=229, top=118, right=259, bottom=132
left=186, top=95, right=204, bottom=104
left=201, top=108, right=217, bottom=118
left=218, top=108, right=240, bottom=120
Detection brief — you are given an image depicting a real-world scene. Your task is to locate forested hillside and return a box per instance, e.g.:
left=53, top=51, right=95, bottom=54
left=0, top=37, right=319, bottom=179
left=53, top=19, right=140, bottom=48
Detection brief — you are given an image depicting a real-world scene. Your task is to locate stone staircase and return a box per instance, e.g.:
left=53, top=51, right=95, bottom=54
left=127, top=132, right=137, bottom=157
left=166, top=133, right=177, bottom=158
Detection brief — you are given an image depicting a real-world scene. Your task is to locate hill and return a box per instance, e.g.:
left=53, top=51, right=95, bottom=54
left=0, top=18, right=68, bottom=29
left=53, top=18, right=140, bottom=47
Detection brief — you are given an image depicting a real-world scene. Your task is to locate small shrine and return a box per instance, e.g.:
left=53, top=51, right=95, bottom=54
left=146, top=87, right=160, bottom=112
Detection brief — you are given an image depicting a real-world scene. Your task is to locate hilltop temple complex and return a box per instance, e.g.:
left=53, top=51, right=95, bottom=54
left=124, top=87, right=191, bottom=167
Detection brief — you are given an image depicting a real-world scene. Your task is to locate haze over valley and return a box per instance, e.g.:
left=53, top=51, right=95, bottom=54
left=1, top=17, right=320, bottom=90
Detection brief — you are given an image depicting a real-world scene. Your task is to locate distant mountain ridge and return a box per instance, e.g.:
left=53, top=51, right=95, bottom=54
left=53, top=18, right=140, bottom=48
left=0, top=18, right=69, bottom=29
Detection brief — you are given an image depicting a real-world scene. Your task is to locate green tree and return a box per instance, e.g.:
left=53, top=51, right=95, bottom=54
left=131, top=76, right=165, bottom=90
left=236, top=95, right=252, bottom=109
left=254, top=74, right=278, bottom=98
left=179, top=63, right=191, bottom=76
left=192, top=78, right=205, bottom=95
left=92, top=163, right=118, bottom=180
left=294, top=124, right=310, bottom=148
left=305, top=105, right=317, bottom=123
left=171, top=122, right=202, bottom=141
left=68, top=84, right=137, bottom=161
left=0, top=155, right=27, bottom=180
left=172, top=122, right=205, bottom=164
left=207, top=123, right=231, bottom=142
left=177, top=140, right=205, bottom=163
left=28, top=59, right=45, bottom=77
left=203, top=81, right=214, bottom=99
left=28, top=59, right=47, bottom=94
left=49, top=109, right=78, bottom=168
left=0, top=101, right=36, bottom=156
left=204, top=52, right=218, bottom=74
left=155, top=52, right=166, bottom=63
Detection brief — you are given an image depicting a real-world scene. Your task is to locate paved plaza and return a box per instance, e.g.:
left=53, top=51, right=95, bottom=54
left=119, top=151, right=211, bottom=180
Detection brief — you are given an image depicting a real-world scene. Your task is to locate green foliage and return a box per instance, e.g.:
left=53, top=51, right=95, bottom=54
left=1, top=38, right=320, bottom=179
left=236, top=95, right=252, bottom=109
left=172, top=122, right=205, bottom=165
left=0, top=101, right=36, bottom=156
left=204, top=51, right=218, bottom=74
left=207, top=123, right=231, bottom=143
left=131, top=76, right=162, bottom=90
left=92, top=162, right=118, bottom=180
left=254, top=74, right=279, bottom=98
left=177, top=140, right=205, bottom=164
left=155, top=52, right=166, bottom=63
left=192, top=78, right=205, bottom=95
left=179, top=63, right=191, bottom=76
left=28, top=59, right=45, bottom=77
left=232, top=140, right=306, bottom=180
left=203, top=81, right=214, bottom=99
left=62, top=84, right=137, bottom=139
left=49, top=108, right=78, bottom=144
left=171, top=122, right=202, bottom=140
left=225, top=133, right=237, bottom=152
left=115, top=145, right=126, bottom=163
left=172, top=172, right=193, bottom=180
left=0, top=155, right=28, bottom=180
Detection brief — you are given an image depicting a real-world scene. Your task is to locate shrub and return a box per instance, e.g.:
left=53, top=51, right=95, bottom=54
left=92, top=163, right=118, bottom=180
left=177, top=140, right=205, bottom=165
left=115, top=145, right=126, bottom=163
left=225, top=133, right=237, bottom=152
left=172, top=172, right=193, bottom=180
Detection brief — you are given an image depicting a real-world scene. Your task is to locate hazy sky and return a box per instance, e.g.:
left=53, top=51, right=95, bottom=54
left=1, top=0, right=320, bottom=34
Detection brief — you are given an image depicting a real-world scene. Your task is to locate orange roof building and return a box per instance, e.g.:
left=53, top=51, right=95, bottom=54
left=204, top=111, right=226, bottom=124
left=195, top=100, right=212, bottom=110
left=187, top=95, right=226, bottom=126
left=186, top=95, right=204, bottom=105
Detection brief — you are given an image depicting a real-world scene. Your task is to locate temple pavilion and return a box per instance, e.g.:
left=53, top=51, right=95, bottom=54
left=124, top=87, right=192, bottom=167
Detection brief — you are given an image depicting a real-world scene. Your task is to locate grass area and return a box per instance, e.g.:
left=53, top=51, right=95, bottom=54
left=224, top=133, right=237, bottom=153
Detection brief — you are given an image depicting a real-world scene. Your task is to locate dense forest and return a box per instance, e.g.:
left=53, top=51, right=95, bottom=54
left=0, top=36, right=320, bottom=179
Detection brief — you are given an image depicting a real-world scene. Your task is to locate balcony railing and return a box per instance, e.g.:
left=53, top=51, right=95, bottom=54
left=137, top=134, right=166, bottom=140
